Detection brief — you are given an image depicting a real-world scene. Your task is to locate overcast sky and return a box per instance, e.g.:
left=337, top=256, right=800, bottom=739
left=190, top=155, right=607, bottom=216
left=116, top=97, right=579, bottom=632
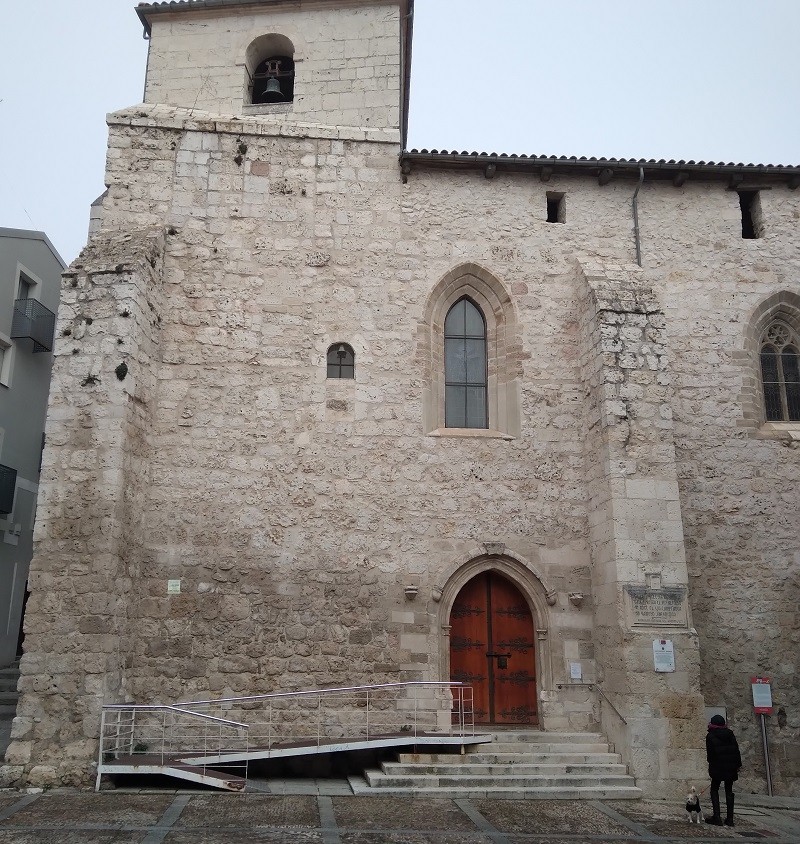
left=1, top=0, right=798, bottom=265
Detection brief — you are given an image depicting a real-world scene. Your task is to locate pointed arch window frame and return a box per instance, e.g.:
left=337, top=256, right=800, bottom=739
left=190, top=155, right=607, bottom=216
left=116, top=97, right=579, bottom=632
left=418, top=264, right=522, bottom=439
left=740, top=292, right=800, bottom=439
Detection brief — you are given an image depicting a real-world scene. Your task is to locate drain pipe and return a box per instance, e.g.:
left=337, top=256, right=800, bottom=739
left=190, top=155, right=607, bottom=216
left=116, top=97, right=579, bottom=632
left=632, top=166, right=645, bottom=266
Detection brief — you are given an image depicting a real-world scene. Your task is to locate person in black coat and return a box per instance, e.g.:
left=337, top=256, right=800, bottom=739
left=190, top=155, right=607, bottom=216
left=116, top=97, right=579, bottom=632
left=705, top=714, right=742, bottom=826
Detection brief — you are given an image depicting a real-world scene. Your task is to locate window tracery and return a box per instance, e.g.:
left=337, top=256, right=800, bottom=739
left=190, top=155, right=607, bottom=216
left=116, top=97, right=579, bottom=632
left=760, top=320, right=800, bottom=421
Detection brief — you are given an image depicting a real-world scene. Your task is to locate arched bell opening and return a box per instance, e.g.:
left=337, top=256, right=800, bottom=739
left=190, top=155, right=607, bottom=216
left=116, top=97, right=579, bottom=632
left=244, top=34, right=295, bottom=105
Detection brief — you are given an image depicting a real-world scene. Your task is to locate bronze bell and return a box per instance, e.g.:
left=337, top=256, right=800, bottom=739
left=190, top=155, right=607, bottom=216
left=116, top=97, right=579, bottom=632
left=261, top=77, right=283, bottom=103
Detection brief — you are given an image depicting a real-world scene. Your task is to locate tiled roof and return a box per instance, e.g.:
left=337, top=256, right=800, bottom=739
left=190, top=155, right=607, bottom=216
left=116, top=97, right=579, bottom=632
left=404, top=150, right=798, bottom=170
left=400, top=149, right=800, bottom=184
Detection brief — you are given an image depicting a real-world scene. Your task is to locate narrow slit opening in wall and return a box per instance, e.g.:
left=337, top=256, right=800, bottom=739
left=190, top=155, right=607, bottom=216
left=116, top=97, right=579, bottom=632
left=546, top=192, right=565, bottom=223
left=738, top=190, right=762, bottom=239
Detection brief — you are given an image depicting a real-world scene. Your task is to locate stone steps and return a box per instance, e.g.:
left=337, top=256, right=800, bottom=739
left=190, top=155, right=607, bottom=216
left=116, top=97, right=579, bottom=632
left=366, top=771, right=636, bottom=788
left=484, top=731, right=605, bottom=742
left=354, top=730, right=642, bottom=799
left=482, top=742, right=610, bottom=753
left=398, top=752, right=623, bottom=765
left=0, top=662, right=20, bottom=717
left=349, top=781, right=643, bottom=800
left=384, top=761, right=629, bottom=776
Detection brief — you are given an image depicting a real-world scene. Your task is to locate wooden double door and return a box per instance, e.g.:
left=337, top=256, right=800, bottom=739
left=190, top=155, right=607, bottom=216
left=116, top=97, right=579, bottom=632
left=449, top=571, right=538, bottom=724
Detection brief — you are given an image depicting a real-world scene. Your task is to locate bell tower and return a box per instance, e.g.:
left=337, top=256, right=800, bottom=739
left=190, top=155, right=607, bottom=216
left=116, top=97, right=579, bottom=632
left=136, top=0, right=413, bottom=141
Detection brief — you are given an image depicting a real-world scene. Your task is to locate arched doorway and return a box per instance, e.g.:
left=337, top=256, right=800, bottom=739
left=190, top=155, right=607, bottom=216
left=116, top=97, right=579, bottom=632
left=449, top=570, right=538, bottom=725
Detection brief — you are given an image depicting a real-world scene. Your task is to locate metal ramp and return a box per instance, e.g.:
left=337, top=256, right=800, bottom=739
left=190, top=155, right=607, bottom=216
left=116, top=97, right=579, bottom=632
left=97, top=682, right=489, bottom=792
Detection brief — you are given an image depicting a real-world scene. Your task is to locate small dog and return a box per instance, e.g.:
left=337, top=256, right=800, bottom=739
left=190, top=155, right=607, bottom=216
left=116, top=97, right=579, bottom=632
left=685, top=786, right=702, bottom=823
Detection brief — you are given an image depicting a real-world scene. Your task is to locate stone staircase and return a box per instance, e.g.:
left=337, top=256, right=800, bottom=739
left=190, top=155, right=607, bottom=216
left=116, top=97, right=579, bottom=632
left=350, top=730, right=642, bottom=799
left=0, top=661, right=20, bottom=719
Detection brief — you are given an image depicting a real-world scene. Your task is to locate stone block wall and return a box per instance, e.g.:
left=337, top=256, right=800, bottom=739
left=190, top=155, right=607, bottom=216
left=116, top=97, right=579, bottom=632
left=577, top=265, right=705, bottom=793
left=3, top=230, right=165, bottom=787
left=143, top=1, right=402, bottom=131
left=3, top=103, right=799, bottom=794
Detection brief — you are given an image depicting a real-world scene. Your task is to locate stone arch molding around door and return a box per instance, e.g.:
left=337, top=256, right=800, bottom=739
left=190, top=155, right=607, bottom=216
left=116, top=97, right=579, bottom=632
left=434, top=545, right=556, bottom=698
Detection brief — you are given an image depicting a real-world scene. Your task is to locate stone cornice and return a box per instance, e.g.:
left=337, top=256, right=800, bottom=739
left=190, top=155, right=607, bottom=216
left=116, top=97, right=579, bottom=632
left=107, top=104, right=401, bottom=145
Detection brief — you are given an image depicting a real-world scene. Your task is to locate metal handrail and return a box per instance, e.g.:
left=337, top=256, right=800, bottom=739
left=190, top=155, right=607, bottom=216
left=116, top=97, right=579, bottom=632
left=101, top=703, right=247, bottom=728
left=595, top=685, right=628, bottom=726
left=175, top=680, right=465, bottom=707
left=97, top=681, right=476, bottom=792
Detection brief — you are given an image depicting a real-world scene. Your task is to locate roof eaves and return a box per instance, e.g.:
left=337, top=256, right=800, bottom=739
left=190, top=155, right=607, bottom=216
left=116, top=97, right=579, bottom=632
left=0, top=227, right=68, bottom=269
left=137, top=1, right=266, bottom=35
left=136, top=0, right=385, bottom=35
left=400, top=149, right=800, bottom=186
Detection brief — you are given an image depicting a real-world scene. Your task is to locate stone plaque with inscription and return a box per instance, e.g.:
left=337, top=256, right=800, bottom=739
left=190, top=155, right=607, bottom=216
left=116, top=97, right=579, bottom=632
left=625, top=585, right=688, bottom=628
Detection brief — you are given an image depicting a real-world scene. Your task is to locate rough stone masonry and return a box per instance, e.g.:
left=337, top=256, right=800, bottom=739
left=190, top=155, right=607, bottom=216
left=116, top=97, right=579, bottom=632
left=2, top=0, right=798, bottom=796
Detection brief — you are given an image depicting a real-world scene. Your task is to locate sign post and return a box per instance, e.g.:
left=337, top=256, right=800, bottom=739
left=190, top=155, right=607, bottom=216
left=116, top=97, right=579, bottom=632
left=751, top=677, right=773, bottom=796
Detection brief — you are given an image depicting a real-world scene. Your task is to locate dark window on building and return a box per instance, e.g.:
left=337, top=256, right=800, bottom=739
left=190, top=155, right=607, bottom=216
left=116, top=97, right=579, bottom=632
left=739, top=190, right=763, bottom=239
left=444, top=297, right=488, bottom=428
left=327, top=343, right=355, bottom=379
left=16, top=275, right=32, bottom=299
left=0, top=464, right=17, bottom=515
left=251, top=56, right=295, bottom=104
left=546, top=192, right=565, bottom=223
left=760, top=321, right=800, bottom=421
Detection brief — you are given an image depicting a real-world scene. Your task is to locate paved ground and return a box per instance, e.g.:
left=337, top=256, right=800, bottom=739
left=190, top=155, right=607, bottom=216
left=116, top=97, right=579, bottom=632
left=0, top=787, right=798, bottom=844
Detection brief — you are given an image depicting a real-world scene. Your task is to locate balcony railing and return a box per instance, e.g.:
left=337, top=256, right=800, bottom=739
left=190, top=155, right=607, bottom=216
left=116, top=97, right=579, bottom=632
left=11, top=298, right=56, bottom=353
left=0, top=464, right=17, bottom=515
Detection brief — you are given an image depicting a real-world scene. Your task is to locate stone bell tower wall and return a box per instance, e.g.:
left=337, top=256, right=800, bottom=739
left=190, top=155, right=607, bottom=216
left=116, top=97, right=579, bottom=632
left=142, top=0, right=404, bottom=133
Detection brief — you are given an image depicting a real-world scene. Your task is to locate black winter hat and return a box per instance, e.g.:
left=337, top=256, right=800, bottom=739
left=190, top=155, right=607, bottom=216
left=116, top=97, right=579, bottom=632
left=710, top=714, right=726, bottom=726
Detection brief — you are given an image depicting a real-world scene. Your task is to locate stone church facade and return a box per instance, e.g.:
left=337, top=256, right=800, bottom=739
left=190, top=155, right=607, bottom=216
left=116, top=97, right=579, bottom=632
left=2, top=0, right=798, bottom=796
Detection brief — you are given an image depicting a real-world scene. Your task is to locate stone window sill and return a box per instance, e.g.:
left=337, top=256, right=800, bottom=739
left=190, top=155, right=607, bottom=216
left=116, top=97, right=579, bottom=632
left=242, top=103, right=293, bottom=116
left=427, top=427, right=515, bottom=440
left=754, top=422, right=800, bottom=441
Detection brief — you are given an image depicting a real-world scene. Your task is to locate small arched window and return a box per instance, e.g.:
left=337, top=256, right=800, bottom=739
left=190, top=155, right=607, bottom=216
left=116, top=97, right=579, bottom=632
left=445, top=297, right=488, bottom=428
left=251, top=55, right=295, bottom=104
left=760, top=321, right=800, bottom=421
left=327, top=343, right=355, bottom=379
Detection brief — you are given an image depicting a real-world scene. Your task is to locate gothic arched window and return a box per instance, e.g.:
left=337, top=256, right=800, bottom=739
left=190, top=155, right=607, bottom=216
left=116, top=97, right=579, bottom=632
left=445, top=297, right=488, bottom=428
left=760, top=321, right=800, bottom=421
left=327, top=343, right=355, bottom=379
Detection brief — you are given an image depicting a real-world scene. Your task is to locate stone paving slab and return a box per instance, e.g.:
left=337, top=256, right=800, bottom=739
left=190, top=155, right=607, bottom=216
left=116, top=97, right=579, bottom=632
left=0, top=790, right=796, bottom=843
left=473, top=797, right=632, bottom=836
left=611, top=799, right=770, bottom=838
left=0, top=796, right=20, bottom=813
left=177, top=794, right=320, bottom=827
left=0, top=791, right=175, bottom=827
left=339, top=834, right=494, bottom=844
left=332, top=795, right=479, bottom=830
left=0, top=833, right=142, bottom=844
left=165, top=831, right=324, bottom=843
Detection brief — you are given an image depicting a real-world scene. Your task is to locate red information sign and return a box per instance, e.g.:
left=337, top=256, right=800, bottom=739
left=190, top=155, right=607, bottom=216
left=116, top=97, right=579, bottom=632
left=751, top=677, right=773, bottom=714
